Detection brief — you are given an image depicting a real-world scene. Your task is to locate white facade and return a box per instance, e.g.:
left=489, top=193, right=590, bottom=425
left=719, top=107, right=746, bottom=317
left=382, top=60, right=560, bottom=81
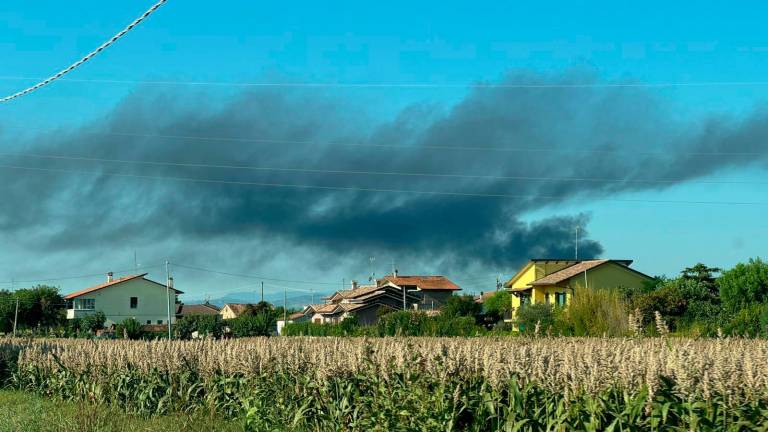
left=66, top=276, right=181, bottom=326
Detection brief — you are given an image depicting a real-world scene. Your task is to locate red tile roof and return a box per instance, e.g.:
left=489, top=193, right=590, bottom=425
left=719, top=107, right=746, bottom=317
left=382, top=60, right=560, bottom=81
left=288, top=312, right=306, bottom=320
left=64, top=274, right=183, bottom=300
left=308, top=304, right=341, bottom=314
left=335, top=285, right=380, bottom=300
left=529, top=260, right=610, bottom=285
left=177, top=303, right=220, bottom=315
left=378, top=275, right=460, bottom=291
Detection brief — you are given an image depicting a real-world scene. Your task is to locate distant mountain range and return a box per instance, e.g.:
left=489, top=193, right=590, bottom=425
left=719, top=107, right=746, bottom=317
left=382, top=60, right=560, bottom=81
left=184, top=291, right=323, bottom=309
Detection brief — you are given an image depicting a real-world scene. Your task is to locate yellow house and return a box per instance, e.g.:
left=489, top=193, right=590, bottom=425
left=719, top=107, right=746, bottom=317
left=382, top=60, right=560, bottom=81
left=504, top=259, right=654, bottom=316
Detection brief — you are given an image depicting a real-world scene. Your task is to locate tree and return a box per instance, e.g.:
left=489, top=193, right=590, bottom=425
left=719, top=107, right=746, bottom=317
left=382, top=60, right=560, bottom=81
left=230, top=310, right=275, bottom=337
left=681, top=263, right=721, bottom=296
left=718, top=258, right=768, bottom=311
left=175, top=315, right=224, bottom=339
left=564, top=287, right=628, bottom=336
left=242, top=301, right=272, bottom=317
left=441, top=295, right=482, bottom=321
left=119, top=318, right=144, bottom=340
left=0, top=285, right=65, bottom=332
left=516, top=304, right=558, bottom=334
left=80, top=311, right=106, bottom=334
left=629, top=284, right=686, bottom=329
left=483, top=291, right=512, bottom=322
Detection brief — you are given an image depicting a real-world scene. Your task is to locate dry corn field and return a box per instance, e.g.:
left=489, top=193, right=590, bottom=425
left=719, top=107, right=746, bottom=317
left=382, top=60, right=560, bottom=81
left=3, top=337, right=768, bottom=430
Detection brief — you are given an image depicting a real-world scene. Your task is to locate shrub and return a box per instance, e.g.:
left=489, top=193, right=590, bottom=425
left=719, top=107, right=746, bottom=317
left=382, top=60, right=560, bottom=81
left=80, top=311, right=106, bottom=334
left=564, top=287, right=628, bottom=336
left=229, top=311, right=275, bottom=337
left=483, top=291, right=512, bottom=323
left=117, top=318, right=144, bottom=340
left=283, top=316, right=360, bottom=336
left=175, top=315, right=224, bottom=340
left=725, top=303, right=768, bottom=337
left=441, top=295, right=482, bottom=321
left=718, top=258, right=768, bottom=311
left=516, top=303, right=560, bottom=334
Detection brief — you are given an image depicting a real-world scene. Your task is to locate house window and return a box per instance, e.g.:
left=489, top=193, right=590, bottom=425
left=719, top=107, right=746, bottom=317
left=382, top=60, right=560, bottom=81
left=555, top=292, right=567, bottom=306
left=130, top=297, right=138, bottom=309
left=74, top=298, right=95, bottom=310
left=157, top=320, right=163, bottom=325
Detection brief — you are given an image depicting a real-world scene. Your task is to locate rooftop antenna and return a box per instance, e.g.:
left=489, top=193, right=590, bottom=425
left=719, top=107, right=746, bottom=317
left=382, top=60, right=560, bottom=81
left=368, top=256, right=376, bottom=281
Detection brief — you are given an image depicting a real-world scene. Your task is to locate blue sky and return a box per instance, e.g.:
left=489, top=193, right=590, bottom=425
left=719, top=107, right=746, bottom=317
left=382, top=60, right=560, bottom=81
left=1, top=1, right=767, bottom=299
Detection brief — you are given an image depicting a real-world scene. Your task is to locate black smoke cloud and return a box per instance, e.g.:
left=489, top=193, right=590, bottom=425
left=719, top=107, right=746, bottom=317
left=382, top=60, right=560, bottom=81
left=1, top=69, right=767, bottom=277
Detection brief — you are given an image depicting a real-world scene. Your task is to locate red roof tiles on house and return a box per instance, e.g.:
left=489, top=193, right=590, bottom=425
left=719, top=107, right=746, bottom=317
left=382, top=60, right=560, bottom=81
left=64, top=274, right=183, bottom=300
left=379, top=275, right=460, bottom=291
left=288, top=312, right=306, bottom=320
left=529, top=260, right=611, bottom=285
left=177, top=303, right=220, bottom=316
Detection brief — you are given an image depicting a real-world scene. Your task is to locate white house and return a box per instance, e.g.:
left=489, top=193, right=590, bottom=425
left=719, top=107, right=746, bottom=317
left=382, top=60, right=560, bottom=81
left=64, top=273, right=183, bottom=327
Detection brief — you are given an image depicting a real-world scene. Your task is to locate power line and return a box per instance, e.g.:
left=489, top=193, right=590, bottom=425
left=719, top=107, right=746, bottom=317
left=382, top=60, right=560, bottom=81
left=1, top=128, right=763, bottom=157
left=0, top=0, right=167, bottom=103
left=0, top=151, right=766, bottom=186
left=0, top=263, right=163, bottom=286
left=172, top=263, right=341, bottom=286
left=4, top=76, right=768, bottom=90
left=0, top=162, right=766, bottom=206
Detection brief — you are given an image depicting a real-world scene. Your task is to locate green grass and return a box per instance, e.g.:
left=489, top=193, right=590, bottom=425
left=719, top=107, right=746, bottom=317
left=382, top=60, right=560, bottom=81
left=0, top=390, right=241, bottom=432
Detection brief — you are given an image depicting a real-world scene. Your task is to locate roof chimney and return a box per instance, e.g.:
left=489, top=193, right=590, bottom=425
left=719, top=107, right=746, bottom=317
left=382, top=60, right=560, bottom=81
left=169, top=277, right=174, bottom=289
left=394, top=268, right=399, bottom=277
left=107, top=272, right=114, bottom=283
left=351, top=280, right=358, bottom=290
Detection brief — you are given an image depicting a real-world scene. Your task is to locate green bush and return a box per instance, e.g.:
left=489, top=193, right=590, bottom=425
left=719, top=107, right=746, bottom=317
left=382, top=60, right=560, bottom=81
left=175, top=315, right=224, bottom=340
left=482, top=291, right=512, bottom=324
left=441, top=295, right=483, bottom=322
left=117, top=318, right=144, bottom=340
left=515, top=303, right=563, bottom=334
left=229, top=311, right=275, bottom=337
left=80, top=312, right=106, bottom=334
left=718, top=258, right=768, bottom=312
left=374, top=311, right=484, bottom=337
left=564, top=287, right=628, bottom=336
left=283, top=316, right=360, bottom=336
left=725, top=303, right=768, bottom=337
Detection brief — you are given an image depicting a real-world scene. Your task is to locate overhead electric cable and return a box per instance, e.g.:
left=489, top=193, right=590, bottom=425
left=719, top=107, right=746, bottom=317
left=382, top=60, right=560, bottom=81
left=0, top=0, right=167, bottom=103
left=0, top=263, right=163, bottom=285
left=0, top=163, right=765, bottom=206
left=0, top=152, right=765, bottom=186
left=4, top=76, right=768, bottom=89
left=173, top=263, right=341, bottom=286
left=0, top=127, right=762, bottom=157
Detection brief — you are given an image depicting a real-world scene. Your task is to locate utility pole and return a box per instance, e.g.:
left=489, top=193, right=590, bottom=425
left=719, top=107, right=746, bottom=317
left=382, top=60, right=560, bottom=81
left=165, top=260, right=172, bottom=340
left=575, top=226, right=579, bottom=260
left=13, top=298, right=19, bottom=338
left=134, top=250, right=138, bottom=272
left=283, top=287, right=287, bottom=322
left=260, top=281, right=264, bottom=303
left=11, top=278, right=18, bottom=338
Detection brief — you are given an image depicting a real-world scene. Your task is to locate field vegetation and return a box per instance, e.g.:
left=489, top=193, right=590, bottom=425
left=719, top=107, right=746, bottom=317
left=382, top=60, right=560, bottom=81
left=2, top=336, right=768, bottom=430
